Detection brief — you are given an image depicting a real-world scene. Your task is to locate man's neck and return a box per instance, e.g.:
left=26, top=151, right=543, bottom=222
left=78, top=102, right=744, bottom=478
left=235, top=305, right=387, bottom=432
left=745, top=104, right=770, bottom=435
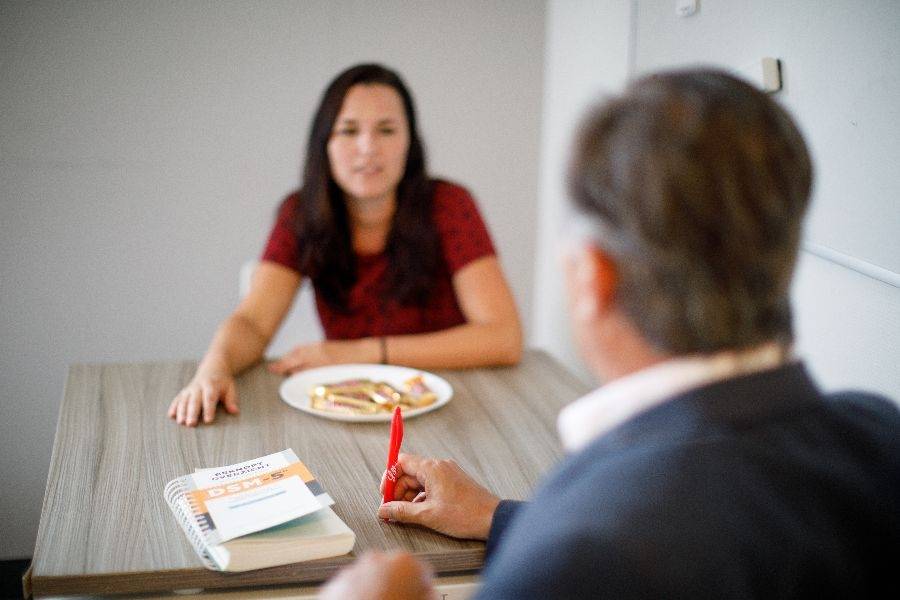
left=585, top=310, right=671, bottom=384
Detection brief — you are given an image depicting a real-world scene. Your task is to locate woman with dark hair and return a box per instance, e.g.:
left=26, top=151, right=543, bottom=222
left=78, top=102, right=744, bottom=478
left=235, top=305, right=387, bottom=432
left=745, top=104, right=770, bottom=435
left=169, top=64, right=522, bottom=427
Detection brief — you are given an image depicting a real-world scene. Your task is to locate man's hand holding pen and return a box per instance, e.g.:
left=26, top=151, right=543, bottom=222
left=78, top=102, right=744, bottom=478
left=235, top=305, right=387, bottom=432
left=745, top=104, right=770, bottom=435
left=322, top=419, right=501, bottom=600
left=378, top=453, right=501, bottom=541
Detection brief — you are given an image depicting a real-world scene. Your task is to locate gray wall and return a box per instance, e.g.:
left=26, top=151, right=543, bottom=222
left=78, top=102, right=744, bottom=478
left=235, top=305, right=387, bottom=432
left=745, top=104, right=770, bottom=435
left=0, top=0, right=545, bottom=559
left=535, top=0, right=899, bottom=395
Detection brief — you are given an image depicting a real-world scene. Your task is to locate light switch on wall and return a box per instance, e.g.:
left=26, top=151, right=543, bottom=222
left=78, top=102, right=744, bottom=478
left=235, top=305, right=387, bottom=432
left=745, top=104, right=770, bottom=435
left=761, top=57, right=782, bottom=92
left=736, top=58, right=783, bottom=93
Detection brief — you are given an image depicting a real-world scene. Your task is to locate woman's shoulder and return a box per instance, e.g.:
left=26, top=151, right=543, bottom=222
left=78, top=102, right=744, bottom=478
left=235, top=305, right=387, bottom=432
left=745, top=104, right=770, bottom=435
left=431, top=178, right=475, bottom=203
left=261, top=189, right=304, bottom=270
left=276, top=189, right=303, bottom=217
left=269, top=190, right=308, bottom=232
left=430, top=179, right=484, bottom=219
left=427, top=179, right=496, bottom=262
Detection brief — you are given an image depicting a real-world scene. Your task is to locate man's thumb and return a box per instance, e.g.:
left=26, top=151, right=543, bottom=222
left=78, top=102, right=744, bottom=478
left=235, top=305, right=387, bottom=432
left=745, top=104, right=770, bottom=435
left=378, top=500, right=426, bottom=525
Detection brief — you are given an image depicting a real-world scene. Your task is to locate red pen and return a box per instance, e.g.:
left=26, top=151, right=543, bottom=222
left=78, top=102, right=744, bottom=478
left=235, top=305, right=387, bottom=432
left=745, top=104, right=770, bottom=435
left=382, top=406, right=403, bottom=504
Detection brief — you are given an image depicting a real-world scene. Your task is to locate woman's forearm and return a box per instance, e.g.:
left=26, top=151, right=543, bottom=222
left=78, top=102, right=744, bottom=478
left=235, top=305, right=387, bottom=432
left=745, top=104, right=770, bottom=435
left=381, top=320, right=522, bottom=370
left=197, top=313, right=272, bottom=376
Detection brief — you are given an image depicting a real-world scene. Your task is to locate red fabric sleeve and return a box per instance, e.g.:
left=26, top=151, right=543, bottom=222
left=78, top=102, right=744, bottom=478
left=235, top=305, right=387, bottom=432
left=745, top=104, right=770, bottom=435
left=260, top=192, right=302, bottom=273
left=432, top=181, right=497, bottom=274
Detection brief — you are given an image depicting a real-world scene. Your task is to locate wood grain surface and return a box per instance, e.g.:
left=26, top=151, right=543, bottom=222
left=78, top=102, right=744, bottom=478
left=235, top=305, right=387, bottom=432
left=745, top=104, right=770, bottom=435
left=29, top=350, right=589, bottom=596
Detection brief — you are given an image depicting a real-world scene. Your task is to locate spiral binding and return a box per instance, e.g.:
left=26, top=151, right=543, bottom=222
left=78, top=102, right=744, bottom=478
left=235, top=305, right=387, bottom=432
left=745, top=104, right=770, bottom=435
left=163, top=476, right=219, bottom=570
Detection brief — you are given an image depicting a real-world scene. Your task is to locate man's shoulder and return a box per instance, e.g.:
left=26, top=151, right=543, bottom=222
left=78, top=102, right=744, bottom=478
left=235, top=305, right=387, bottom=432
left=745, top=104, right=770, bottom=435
left=479, top=394, right=900, bottom=599
left=511, top=372, right=900, bottom=549
left=820, top=389, right=900, bottom=458
left=825, top=389, right=899, bottom=422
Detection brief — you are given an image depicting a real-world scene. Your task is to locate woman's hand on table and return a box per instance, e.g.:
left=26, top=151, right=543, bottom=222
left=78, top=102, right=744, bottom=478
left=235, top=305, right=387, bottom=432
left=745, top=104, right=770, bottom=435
left=268, top=339, right=380, bottom=376
left=167, top=365, right=239, bottom=427
left=319, top=550, right=436, bottom=600
left=378, top=453, right=501, bottom=540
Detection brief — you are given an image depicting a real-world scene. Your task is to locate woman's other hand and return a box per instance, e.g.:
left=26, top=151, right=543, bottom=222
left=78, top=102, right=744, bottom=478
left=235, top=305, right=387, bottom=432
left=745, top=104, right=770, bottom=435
left=268, top=338, right=380, bottom=375
left=167, top=363, right=239, bottom=427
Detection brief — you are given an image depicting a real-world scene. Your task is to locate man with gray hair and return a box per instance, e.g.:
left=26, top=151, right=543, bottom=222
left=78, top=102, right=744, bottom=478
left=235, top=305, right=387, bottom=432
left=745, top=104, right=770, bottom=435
left=321, top=69, right=899, bottom=599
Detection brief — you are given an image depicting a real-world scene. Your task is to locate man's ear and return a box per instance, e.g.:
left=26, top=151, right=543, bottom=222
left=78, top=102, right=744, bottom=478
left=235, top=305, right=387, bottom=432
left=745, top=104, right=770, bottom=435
left=569, top=243, right=618, bottom=321
left=587, top=244, right=617, bottom=311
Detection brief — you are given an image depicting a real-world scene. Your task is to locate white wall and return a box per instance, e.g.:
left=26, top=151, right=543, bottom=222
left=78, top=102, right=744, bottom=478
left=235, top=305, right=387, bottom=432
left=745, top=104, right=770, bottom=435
left=532, top=0, right=633, bottom=385
left=0, top=0, right=546, bottom=559
left=631, top=0, right=900, bottom=400
left=537, top=0, right=899, bottom=399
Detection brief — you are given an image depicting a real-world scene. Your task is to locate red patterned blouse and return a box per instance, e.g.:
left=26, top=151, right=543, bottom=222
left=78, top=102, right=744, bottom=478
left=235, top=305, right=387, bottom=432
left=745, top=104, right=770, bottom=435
left=260, top=180, right=496, bottom=340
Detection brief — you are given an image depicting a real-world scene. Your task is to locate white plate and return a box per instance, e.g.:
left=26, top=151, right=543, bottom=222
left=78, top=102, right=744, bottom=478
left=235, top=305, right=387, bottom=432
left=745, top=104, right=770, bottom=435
left=279, top=364, right=453, bottom=422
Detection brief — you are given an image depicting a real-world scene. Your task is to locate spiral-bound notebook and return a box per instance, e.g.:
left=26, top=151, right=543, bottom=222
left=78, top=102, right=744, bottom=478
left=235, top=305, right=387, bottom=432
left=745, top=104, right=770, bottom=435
left=163, top=449, right=355, bottom=571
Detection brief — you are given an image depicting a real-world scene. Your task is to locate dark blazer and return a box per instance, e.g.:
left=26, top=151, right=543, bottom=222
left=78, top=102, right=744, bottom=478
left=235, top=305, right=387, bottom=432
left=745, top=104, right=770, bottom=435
left=476, top=363, right=900, bottom=599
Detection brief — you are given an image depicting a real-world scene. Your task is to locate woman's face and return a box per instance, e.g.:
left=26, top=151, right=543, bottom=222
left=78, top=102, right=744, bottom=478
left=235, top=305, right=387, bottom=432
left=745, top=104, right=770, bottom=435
left=327, top=83, right=411, bottom=204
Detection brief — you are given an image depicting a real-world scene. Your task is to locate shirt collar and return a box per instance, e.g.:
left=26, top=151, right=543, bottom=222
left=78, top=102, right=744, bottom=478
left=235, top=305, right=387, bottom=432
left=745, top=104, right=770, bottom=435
left=557, top=343, right=788, bottom=453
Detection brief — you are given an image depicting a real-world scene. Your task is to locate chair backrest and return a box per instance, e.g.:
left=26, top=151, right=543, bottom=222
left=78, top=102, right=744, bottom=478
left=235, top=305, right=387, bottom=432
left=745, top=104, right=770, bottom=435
left=239, top=260, right=257, bottom=299
left=240, top=260, right=323, bottom=356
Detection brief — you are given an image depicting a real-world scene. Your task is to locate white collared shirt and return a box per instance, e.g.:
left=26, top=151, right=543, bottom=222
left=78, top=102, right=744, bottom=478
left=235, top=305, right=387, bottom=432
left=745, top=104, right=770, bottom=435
left=557, top=343, right=789, bottom=454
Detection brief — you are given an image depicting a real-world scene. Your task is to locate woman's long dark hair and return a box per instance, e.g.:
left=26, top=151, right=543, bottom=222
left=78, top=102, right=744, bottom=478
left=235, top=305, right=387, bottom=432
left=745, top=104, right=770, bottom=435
left=294, top=63, right=439, bottom=310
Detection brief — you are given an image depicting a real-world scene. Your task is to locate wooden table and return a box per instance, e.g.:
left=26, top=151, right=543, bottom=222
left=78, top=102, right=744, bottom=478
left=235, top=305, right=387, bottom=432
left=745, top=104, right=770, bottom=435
left=28, top=350, right=588, bottom=597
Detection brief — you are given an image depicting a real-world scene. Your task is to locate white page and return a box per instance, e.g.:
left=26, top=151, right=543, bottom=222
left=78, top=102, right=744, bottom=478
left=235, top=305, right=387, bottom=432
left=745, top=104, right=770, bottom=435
left=205, top=474, right=322, bottom=543
left=191, top=449, right=297, bottom=487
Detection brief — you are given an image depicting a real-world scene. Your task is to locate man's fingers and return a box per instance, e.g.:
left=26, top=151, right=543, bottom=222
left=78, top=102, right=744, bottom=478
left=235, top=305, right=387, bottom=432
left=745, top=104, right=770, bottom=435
left=404, top=488, right=424, bottom=502
left=319, top=551, right=434, bottom=600
left=394, top=453, right=431, bottom=483
left=393, top=474, right=421, bottom=500
left=381, top=470, right=421, bottom=501
left=377, top=500, right=428, bottom=527
left=397, top=474, right=420, bottom=489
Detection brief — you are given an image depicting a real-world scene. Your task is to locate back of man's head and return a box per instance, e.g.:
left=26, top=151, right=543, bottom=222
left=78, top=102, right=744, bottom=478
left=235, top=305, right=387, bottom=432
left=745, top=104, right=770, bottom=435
left=569, top=69, right=813, bottom=354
